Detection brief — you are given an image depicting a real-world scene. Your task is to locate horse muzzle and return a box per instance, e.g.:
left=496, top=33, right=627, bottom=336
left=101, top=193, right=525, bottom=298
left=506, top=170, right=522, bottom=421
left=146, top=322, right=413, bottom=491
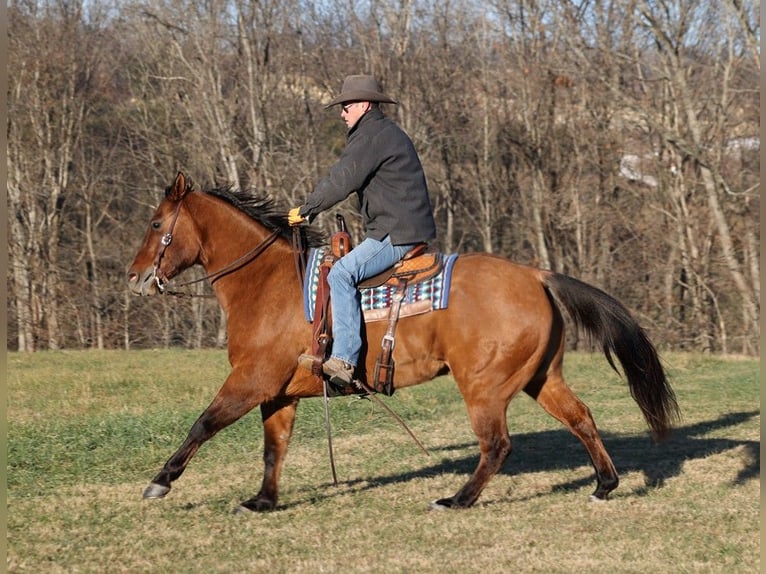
left=127, top=266, right=165, bottom=296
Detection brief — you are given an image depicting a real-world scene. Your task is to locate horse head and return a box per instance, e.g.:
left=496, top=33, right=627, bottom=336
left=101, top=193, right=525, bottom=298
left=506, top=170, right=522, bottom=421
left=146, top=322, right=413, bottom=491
left=127, top=172, right=200, bottom=296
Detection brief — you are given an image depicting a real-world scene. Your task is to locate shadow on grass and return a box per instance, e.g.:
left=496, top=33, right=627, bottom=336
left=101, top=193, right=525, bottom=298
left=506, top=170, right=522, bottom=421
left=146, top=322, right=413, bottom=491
left=283, top=409, right=759, bottom=509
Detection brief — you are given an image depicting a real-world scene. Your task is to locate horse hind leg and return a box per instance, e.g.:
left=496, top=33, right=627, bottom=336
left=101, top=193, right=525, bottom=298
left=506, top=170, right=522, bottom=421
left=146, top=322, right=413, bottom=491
left=524, top=373, right=619, bottom=501
left=431, top=398, right=513, bottom=510
left=236, top=397, right=298, bottom=513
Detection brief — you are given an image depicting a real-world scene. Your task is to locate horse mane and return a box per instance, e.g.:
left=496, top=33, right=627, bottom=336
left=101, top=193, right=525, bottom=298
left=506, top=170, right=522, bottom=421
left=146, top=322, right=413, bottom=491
left=202, top=185, right=326, bottom=248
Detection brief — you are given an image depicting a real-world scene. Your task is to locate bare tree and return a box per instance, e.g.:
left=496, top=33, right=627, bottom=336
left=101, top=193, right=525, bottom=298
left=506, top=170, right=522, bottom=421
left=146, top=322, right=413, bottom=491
left=547, top=0, right=760, bottom=352
left=8, top=0, right=103, bottom=350
left=632, top=0, right=759, bottom=351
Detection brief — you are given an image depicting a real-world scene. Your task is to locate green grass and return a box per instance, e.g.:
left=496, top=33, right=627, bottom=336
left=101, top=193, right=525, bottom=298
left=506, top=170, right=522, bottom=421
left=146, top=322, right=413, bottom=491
left=6, top=350, right=760, bottom=573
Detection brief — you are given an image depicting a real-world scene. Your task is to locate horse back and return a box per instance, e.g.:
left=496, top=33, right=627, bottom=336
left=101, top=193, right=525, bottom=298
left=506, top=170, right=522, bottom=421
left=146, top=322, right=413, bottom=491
left=447, top=252, right=551, bottom=313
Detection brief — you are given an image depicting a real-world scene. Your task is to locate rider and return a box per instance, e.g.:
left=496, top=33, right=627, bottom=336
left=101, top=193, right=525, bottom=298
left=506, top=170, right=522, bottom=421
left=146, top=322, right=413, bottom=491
left=288, top=74, right=436, bottom=388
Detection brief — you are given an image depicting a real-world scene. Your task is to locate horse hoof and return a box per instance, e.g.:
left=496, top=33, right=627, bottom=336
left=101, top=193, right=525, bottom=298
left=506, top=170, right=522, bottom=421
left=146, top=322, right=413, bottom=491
left=234, top=497, right=276, bottom=513
left=143, top=482, right=171, bottom=499
left=429, top=498, right=453, bottom=511
left=588, top=494, right=608, bottom=503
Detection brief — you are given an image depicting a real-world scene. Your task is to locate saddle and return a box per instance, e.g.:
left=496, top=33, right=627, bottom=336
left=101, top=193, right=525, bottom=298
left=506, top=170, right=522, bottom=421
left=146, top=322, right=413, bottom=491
left=358, top=243, right=442, bottom=289
left=308, top=216, right=441, bottom=396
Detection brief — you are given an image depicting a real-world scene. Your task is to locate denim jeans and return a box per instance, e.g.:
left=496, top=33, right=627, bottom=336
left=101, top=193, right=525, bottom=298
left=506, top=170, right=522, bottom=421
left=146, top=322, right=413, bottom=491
left=327, top=236, right=416, bottom=366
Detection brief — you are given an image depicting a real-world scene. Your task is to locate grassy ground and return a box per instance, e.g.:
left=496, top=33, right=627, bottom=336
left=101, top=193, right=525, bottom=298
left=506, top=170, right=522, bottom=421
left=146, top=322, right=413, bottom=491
left=6, top=350, right=760, bottom=573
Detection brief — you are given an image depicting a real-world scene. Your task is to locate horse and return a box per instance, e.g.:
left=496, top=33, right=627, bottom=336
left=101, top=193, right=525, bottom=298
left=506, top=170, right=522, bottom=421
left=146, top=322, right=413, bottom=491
left=127, top=172, right=680, bottom=512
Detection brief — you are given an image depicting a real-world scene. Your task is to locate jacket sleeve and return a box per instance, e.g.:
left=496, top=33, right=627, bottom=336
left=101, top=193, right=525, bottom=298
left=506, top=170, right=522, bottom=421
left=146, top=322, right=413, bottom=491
left=299, top=130, right=379, bottom=219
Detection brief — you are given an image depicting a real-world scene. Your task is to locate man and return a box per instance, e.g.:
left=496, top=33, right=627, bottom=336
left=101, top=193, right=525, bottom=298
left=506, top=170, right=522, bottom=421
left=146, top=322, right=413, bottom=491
left=288, top=74, right=436, bottom=388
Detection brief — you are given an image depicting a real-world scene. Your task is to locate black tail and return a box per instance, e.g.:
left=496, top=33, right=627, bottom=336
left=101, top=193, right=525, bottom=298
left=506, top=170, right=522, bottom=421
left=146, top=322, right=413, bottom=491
left=544, top=272, right=680, bottom=440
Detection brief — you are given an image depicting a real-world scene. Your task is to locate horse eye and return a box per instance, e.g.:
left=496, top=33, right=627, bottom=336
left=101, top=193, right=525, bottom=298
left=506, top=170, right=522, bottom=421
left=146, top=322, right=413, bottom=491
left=152, top=221, right=161, bottom=230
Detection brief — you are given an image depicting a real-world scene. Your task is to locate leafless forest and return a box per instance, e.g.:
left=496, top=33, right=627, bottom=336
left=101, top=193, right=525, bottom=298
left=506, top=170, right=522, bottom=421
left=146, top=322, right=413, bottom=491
left=7, top=0, right=760, bottom=354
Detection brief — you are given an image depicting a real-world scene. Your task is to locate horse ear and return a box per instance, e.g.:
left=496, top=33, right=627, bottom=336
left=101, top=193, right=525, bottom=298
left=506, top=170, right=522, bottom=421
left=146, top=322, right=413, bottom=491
left=166, top=172, right=193, bottom=201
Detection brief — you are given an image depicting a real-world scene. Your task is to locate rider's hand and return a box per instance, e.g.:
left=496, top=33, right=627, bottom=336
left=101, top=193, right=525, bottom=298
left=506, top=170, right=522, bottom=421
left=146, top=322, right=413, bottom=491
left=288, top=207, right=306, bottom=226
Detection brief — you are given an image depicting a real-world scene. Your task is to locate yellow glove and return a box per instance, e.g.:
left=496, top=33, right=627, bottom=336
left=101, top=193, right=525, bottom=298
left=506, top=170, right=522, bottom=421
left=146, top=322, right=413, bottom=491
left=288, top=207, right=306, bottom=226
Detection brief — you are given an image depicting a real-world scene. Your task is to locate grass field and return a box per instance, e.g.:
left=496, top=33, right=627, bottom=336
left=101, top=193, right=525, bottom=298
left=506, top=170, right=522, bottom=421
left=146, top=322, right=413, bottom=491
left=6, top=350, right=760, bottom=573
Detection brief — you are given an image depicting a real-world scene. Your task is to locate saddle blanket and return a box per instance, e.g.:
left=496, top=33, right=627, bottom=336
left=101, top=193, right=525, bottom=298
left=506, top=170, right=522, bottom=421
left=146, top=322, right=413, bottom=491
left=303, top=247, right=459, bottom=323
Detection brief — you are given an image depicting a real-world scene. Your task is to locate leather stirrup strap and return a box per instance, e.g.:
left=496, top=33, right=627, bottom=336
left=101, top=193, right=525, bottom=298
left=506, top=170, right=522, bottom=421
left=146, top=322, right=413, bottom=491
left=310, top=253, right=334, bottom=377
left=373, top=279, right=407, bottom=395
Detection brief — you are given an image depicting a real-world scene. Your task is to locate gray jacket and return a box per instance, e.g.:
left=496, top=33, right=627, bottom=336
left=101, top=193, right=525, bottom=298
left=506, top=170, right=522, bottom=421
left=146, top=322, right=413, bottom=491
left=299, top=108, right=436, bottom=245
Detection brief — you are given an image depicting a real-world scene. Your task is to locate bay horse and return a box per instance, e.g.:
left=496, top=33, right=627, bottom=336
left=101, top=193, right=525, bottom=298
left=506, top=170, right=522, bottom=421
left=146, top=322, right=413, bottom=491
left=127, top=172, right=679, bottom=512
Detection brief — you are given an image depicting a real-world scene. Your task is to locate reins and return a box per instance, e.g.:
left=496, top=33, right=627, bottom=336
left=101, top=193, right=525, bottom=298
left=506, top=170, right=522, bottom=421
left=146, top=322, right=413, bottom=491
left=354, top=380, right=431, bottom=457
left=173, top=229, right=281, bottom=289
left=291, top=226, right=308, bottom=286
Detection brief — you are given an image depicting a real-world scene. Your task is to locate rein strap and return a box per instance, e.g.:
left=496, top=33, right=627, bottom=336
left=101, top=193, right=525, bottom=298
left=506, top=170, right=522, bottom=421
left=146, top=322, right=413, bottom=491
left=162, top=229, right=281, bottom=295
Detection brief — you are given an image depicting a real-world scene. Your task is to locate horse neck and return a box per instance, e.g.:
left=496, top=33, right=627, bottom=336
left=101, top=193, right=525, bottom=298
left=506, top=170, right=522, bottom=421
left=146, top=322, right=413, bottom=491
left=189, top=193, right=294, bottom=295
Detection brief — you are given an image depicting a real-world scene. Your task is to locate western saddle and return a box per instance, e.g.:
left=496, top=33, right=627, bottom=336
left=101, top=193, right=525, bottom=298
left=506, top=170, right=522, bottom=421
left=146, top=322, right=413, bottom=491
left=307, top=215, right=441, bottom=395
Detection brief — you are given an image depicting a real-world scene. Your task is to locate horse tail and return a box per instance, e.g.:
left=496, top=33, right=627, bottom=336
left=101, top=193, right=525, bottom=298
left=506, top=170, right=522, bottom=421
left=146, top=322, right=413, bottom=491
left=542, top=272, right=680, bottom=441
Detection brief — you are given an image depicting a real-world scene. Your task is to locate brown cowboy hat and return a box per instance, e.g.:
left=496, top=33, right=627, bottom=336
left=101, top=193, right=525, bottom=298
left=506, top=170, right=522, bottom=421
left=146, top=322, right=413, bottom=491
left=324, top=75, right=398, bottom=108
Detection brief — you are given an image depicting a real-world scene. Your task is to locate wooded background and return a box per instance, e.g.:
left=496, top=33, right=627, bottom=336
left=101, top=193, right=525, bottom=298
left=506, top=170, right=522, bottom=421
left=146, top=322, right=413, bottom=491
left=7, top=0, right=760, bottom=354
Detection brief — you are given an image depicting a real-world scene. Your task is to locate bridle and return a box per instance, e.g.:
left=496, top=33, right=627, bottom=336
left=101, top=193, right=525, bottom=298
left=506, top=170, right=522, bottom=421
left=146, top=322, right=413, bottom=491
left=152, top=196, right=281, bottom=296
left=152, top=198, right=183, bottom=292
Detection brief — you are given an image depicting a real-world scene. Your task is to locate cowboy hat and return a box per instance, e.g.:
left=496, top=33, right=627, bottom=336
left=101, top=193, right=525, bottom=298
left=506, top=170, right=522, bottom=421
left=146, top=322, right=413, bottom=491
left=324, top=75, right=398, bottom=108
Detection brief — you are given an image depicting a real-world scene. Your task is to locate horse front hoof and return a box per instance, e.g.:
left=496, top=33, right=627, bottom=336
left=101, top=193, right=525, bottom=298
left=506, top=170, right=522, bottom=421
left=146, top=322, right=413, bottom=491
left=143, top=482, right=171, bottom=499
left=429, top=498, right=455, bottom=511
left=589, top=493, right=608, bottom=503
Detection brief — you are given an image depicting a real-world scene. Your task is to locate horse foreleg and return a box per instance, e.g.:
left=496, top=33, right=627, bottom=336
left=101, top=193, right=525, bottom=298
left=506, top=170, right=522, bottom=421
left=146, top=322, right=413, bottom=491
left=143, top=370, right=264, bottom=500
left=237, top=397, right=298, bottom=513
left=432, top=401, right=512, bottom=510
left=525, top=374, right=619, bottom=501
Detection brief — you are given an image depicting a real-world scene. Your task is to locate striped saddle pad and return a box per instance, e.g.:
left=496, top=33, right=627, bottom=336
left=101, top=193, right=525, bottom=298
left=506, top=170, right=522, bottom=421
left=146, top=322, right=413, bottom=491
left=302, top=247, right=459, bottom=323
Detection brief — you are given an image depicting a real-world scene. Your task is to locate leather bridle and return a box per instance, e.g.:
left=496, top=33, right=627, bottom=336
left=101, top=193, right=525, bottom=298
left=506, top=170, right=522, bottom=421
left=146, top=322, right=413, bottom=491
left=152, top=198, right=184, bottom=292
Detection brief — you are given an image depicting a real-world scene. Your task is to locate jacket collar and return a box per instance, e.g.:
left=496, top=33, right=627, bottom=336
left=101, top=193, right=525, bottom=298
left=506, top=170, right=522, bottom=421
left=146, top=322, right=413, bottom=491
left=348, top=107, right=384, bottom=137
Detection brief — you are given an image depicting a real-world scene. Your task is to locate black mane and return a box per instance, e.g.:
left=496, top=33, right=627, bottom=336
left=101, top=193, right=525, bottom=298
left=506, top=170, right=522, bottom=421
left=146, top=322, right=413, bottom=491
left=203, top=185, right=326, bottom=248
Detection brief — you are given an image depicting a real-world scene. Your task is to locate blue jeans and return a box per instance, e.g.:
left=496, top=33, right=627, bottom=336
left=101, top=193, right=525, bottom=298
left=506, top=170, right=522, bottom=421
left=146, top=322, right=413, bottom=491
left=327, top=236, right=416, bottom=366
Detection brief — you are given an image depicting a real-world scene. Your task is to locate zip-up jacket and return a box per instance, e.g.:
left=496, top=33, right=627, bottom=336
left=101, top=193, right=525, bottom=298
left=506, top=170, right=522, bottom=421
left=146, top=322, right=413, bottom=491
left=299, top=108, right=436, bottom=245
